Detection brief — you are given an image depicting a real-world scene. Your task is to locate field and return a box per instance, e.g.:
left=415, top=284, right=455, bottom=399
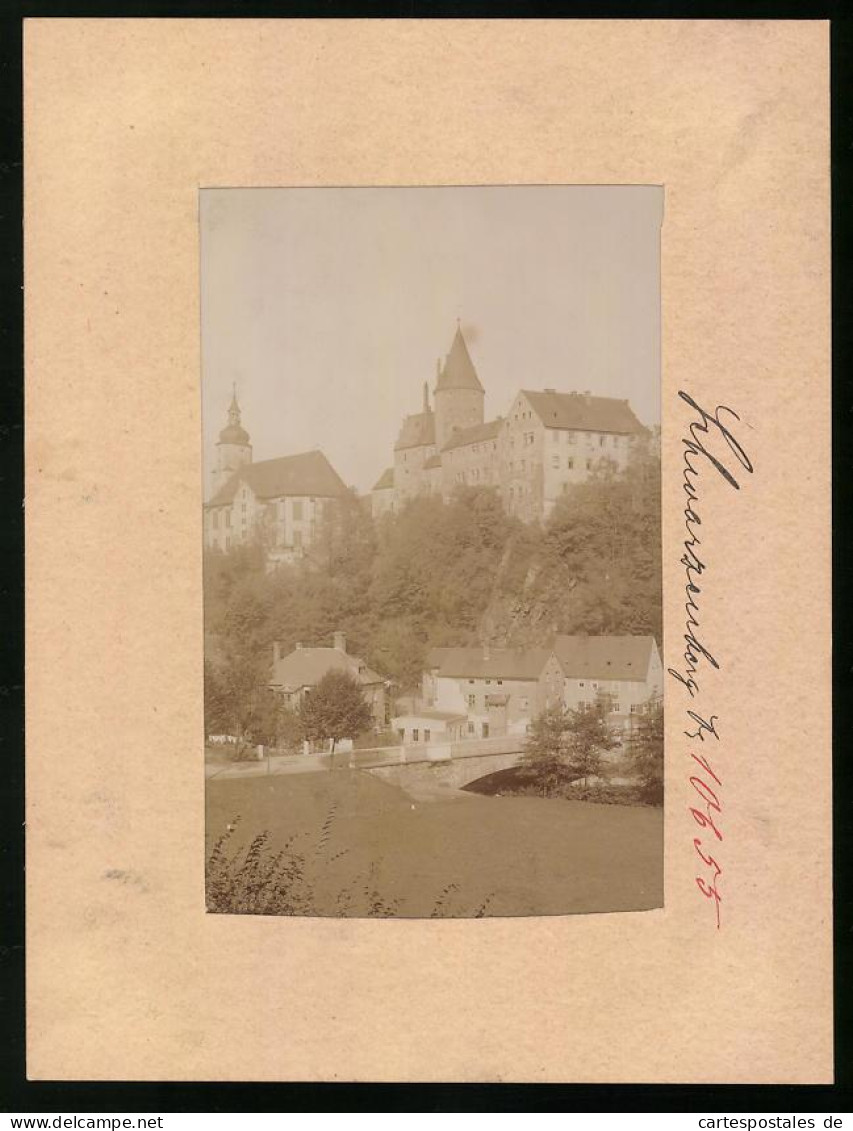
left=206, top=769, right=663, bottom=918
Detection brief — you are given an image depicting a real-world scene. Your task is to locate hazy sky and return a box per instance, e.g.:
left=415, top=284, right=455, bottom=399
left=201, top=186, right=662, bottom=494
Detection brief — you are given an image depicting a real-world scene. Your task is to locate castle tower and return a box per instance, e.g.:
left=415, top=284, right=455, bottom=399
left=211, top=387, right=252, bottom=496
left=433, top=324, right=485, bottom=450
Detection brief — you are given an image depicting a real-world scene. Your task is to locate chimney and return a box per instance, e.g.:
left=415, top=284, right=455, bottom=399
left=273, top=641, right=281, bottom=664
left=333, top=631, right=347, bottom=653
left=423, top=381, right=430, bottom=413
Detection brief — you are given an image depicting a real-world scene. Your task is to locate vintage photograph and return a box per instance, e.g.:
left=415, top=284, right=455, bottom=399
left=202, top=186, right=663, bottom=918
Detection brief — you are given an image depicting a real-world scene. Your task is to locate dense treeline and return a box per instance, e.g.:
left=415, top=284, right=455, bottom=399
left=203, top=452, right=661, bottom=737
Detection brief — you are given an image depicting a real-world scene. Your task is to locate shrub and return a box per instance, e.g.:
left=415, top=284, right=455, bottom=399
left=206, top=811, right=496, bottom=918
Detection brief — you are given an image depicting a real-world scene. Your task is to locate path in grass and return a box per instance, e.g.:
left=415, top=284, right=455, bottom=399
left=206, top=769, right=662, bottom=917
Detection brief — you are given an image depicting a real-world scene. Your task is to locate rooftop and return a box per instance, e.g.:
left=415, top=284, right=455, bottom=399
left=435, top=327, right=484, bottom=394
left=426, top=646, right=551, bottom=681
left=207, top=450, right=349, bottom=508
left=394, top=410, right=436, bottom=452
left=441, top=418, right=503, bottom=452
left=271, top=642, right=384, bottom=691
left=552, top=635, right=657, bottom=680
left=372, top=467, right=395, bottom=491
left=522, top=390, right=645, bottom=435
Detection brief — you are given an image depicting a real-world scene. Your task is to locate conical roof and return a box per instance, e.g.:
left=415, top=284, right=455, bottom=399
left=435, top=326, right=483, bottom=393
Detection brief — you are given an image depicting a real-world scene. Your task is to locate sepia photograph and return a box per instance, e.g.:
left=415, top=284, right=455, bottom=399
left=202, top=185, right=664, bottom=918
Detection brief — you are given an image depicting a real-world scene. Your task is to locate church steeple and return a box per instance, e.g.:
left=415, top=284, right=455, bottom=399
left=211, top=385, right=252, bottom=497
left=219, top=385, right=250, bottom=446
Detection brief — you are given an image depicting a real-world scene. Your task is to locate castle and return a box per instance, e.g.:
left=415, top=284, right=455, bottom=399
left=371, top=323, right=648, bottom=523
left=203, top=324, right=650, bottom=561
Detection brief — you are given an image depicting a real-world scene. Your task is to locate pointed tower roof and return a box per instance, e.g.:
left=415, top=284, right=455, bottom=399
left=435, top=325, right=484, bottom=393
left=217, top=386, right=250, bottom=446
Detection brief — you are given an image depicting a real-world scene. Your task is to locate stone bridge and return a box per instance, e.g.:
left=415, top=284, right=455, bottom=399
left=350, top=735, right=526, bottom=791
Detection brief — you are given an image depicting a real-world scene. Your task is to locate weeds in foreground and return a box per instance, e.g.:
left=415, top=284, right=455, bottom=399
left=206, top=811, right=496, bottom=919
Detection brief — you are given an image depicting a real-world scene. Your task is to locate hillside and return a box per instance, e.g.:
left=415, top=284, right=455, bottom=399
left=203, top=453, right=661, bottom=734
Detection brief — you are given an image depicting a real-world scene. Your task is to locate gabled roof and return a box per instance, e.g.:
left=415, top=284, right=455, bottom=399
left=207, top=450, right=348, bottom=508
left=522, top=390, right=645, bottom=435
left=435, top=327, right=484, bottom=393
left=372, top=467, right=395, bottom=491
left=441, top=418, right=503, bottom=452
left=271, top=646, right=384, bottom=691
left=552, top=635, right=657, bottom=681
left=426, top=646, right=551, bottom=681
left=394, top=410, right=435, bottom=451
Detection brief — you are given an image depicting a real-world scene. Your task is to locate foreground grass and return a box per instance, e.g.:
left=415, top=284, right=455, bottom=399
left=206, top=769, right=663, bottom=917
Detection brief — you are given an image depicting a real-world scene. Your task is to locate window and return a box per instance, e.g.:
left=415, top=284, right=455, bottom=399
left=225, top=512, right=231, bottom=528
left=412, top=729, right=419, bottom=742
left=552, top=454, right=560, bottom=468
left=482, top=723, right=490, bottom=738
left=485, top=679, right=491, bottom=685
left=579, top=681, right=585, bottom=688
left=497, top=679, right=503, bottom=686
left=468, top=679, right=474, bottom=684
left=292, top=501, right=303, bottom=520
left=467, top=694, right=476, bottom=709
left=398, top=729, right=405, bottom=742
left=467, top=722, right=475, bottom=735
left=525, top=432, right=534, bottom=446
left=611, top=703, right=621, bottom=714
left=520, top=696, right=529, bottom=710
left=424, top=729, right=431, bottom=743
left=599, top=435, right=606, bottom=447
left=586, top=459, right=592, bottom=470
left=568, top=458, right=574, bottom=470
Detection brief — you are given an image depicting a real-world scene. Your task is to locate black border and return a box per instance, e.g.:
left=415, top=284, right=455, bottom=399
left=3, top=4, right=851, bottom=1113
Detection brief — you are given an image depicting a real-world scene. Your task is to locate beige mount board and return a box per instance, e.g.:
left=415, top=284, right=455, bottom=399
left=24, top=20, right=831, bottom=1082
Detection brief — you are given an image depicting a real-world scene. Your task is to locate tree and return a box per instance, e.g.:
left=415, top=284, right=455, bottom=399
left=523, top=701, right=619, bottom=795
left=627, top=697, right=664, bottom=805
left=298, top=669, right=374, bottom=756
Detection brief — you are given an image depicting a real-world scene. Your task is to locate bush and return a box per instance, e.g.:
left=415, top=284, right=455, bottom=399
left=206, top=812, right=495, bottom=918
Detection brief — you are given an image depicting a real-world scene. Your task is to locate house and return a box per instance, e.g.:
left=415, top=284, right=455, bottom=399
left=269, top=631, right=389, bottom=730
left=415, top=635, right=662, bottom=741
left=204, top=391, right=350, bottom=561
left=391, top=708, right=468, bottom=746
left=422, top=645, right=553, bottom=739
left=550, top=634, right=663, bottom=728
left=502, top=389, right=646, bottom=521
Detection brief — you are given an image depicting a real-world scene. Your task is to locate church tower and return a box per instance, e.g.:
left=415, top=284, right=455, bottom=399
left=211, top=387, right=252, bottom=496
left=433, top=324, right=485, bottom=450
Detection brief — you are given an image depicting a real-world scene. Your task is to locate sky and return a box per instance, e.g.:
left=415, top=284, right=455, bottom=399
left=201, top=186, right=663, bottom=495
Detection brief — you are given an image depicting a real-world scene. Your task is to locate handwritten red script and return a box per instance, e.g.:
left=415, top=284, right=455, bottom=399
left=669, top=392, right=754, bottom=928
